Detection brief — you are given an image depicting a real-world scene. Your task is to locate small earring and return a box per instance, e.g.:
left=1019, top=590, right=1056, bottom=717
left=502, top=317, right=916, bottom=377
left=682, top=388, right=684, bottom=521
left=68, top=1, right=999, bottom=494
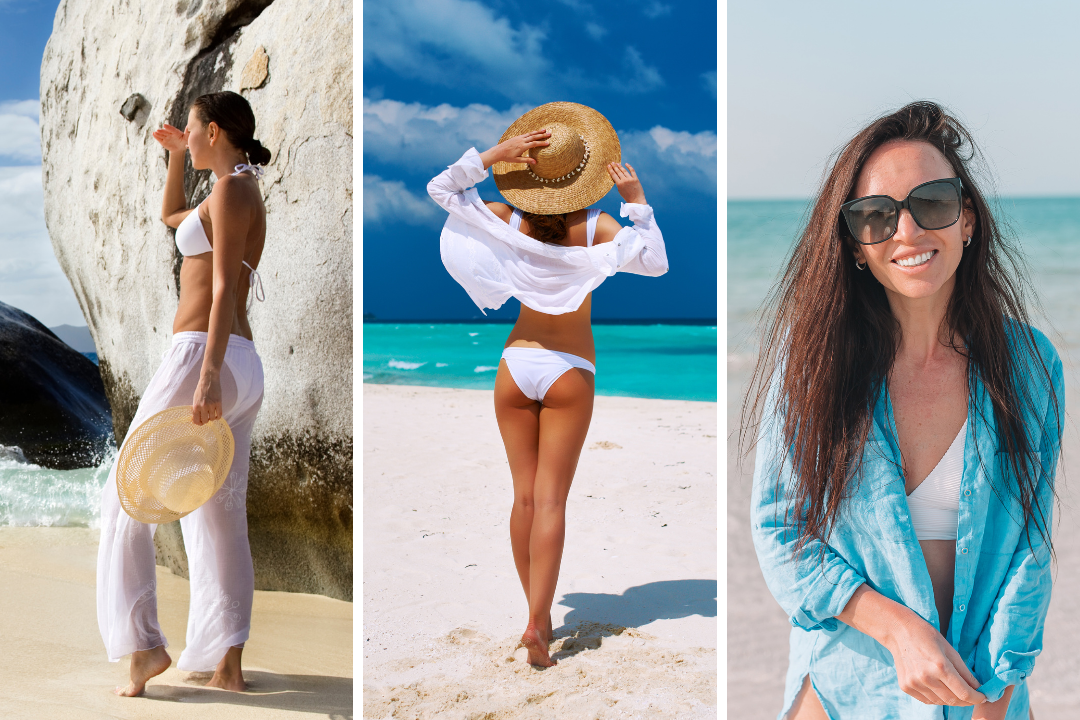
left=855, top=257, right=866, bottom=271
left=964, top=236, right=972, bottom=247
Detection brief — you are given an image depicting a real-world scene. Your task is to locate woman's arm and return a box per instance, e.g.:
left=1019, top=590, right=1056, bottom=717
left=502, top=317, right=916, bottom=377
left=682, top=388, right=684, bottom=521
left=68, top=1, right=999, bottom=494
left=152, top=124, right=193, bottom=228
left=970, top=349, right=1063, bottom=710
left=191, top=175, right=251, bottom=426
left=836, top=585, right=985, bottom=707
left=427, top=132, right=550, bottom=216
left=592, top=163, right=668, bottom=276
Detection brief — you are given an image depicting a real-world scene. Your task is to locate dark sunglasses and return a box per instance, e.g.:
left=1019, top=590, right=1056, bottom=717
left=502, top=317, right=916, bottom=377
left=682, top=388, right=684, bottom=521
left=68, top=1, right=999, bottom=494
left=841, top=177, right=963, bottom=245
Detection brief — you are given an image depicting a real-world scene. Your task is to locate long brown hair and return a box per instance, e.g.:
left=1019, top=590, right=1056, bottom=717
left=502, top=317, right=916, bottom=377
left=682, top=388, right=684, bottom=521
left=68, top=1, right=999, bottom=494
left=520, top=210, right=568, bottom=245
left=742, top=101, right=1059, bottom=558
left=192, top=91, right=272, bottom=166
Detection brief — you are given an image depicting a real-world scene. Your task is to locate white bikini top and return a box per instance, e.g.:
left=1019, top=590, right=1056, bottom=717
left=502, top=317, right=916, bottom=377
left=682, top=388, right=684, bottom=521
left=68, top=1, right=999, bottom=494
left=906, top=418, right=967, bottom=541
left=174, top=164, right=266, bottom=306
left=509, top=207, right=601, bottom=246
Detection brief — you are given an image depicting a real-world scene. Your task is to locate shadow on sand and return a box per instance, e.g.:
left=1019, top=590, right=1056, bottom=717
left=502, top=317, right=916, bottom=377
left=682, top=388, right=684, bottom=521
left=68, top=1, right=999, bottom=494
left=141, top=671, right=352, bottom=718
left=545, top=579, right=717, bottom=663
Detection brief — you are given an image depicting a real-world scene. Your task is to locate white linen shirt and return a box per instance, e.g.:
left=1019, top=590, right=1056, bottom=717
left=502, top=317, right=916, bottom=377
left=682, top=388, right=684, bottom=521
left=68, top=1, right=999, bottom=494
left=427, top=148, right=668, bottom=315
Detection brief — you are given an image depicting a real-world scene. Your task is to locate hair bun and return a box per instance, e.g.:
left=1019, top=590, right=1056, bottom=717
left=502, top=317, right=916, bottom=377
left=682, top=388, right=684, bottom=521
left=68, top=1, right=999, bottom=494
left=246, top=138, right=271, bottom=166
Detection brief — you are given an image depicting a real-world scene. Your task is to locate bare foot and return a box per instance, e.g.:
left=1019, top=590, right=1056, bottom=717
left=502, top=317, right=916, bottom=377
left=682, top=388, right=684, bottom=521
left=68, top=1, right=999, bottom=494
left=521, top=624, right=555, bottom=667
left=205, top=646, right=246, bottom=691
left=114, top=645, right=171, bottom=696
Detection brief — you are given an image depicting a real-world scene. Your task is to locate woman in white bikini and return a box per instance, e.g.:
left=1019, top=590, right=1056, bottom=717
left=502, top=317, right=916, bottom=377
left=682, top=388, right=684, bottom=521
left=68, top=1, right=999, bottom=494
left=97, top=90, right=269, bottom=696
left=428, top=102, right=669, bottom=666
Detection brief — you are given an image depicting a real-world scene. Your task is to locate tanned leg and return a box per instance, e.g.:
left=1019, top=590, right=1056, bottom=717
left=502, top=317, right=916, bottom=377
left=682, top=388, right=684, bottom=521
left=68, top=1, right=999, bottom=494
left=114, top=645, right=171, bottom=696
left=493, top=363, right=548, bottom=642
left=520, top=368, right=594, bottom=666
left=205, top=645, right=246, bottom=691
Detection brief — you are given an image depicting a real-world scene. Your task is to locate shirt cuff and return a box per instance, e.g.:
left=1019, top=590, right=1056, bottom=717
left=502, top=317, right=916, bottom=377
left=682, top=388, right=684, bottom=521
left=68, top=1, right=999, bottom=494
left=457, top=147, right=489, bottom=184
left=619, top=202, right=653, bottom=222
left=977, top=670, right=1024, bottom=704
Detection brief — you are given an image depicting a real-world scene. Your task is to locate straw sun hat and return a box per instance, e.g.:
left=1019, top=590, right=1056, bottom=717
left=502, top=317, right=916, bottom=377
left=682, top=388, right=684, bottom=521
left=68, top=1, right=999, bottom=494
left=116, top=406, right=235, bottom=524
left=492, top=101, right=621, bottom=215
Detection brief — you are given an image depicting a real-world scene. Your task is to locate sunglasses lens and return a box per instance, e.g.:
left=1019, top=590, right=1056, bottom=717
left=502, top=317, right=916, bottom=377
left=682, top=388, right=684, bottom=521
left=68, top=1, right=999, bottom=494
left=844, top=197, right=897, bottom=244
left=909, top=181, right=961, bottom=230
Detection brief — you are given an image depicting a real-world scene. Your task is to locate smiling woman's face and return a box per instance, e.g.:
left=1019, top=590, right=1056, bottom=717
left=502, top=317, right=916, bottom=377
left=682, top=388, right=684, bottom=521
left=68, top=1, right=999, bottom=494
left=851, top=140, right=975, bottom=306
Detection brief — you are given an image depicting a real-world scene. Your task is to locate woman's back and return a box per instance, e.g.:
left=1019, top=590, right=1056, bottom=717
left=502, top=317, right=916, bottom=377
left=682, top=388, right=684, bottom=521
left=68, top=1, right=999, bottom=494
left=486, top=202, right=624, bottom=363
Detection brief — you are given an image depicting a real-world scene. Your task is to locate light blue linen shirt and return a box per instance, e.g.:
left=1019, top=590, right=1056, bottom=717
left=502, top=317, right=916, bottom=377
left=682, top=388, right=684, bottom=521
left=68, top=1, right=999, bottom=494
left=751, top=325, right=1063, bottom=720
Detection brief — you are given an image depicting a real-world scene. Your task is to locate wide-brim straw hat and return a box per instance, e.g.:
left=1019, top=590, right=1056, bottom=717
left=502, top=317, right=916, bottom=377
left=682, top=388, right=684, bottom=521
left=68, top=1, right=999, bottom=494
left=116, top=406, right=235, bottom=524
left=493, top=101, right=620, bottom=215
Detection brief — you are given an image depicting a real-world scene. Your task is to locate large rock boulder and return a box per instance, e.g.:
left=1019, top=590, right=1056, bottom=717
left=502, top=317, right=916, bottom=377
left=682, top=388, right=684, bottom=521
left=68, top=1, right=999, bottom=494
left=40, top=0, right=352, bottom=600
left=0, top=301, right=112, bottom=469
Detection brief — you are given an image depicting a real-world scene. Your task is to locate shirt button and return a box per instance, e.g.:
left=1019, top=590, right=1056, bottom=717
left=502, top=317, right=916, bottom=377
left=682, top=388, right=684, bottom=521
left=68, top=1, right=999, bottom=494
left=961, top=548, right=968, bottom=554
left=958, top=604, right=966, bottom=611
left=965, top=489, right=971, bottom=496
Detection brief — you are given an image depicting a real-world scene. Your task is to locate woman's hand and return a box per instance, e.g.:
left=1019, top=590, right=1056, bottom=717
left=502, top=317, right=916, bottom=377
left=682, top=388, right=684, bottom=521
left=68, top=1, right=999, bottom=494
left=607, top=162, right=647, bottom=205
left=883, top=614, right=986, bottom=707
left=152, top=123, right=188, bottom=153
left=479, top=130, right=550, bottom=169
left=192, top=372, right=222, bottom=426
left=837, top=585, right=986, bottom=707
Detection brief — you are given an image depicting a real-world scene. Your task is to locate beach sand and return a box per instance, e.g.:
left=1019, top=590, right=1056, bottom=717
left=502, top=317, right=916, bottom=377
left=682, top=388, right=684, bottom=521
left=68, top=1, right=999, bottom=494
left=727, top=366, right=1080, bottom=720
left=0, top=526, right=352, bottom=719
left=363, top=384, right=717, bottom=719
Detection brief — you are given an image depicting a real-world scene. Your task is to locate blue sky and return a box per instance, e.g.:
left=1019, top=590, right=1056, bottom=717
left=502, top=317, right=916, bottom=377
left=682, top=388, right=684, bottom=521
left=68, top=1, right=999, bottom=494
left=729, top=0, right=1080, bottom=199
left=363, top=0, right=718, bottom=320
left=0, top=0, right=80, bottom=327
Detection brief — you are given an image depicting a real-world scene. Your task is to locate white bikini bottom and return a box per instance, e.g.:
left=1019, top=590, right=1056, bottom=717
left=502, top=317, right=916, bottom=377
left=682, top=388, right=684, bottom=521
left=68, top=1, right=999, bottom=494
left=501, top=347, right=596, bottom=403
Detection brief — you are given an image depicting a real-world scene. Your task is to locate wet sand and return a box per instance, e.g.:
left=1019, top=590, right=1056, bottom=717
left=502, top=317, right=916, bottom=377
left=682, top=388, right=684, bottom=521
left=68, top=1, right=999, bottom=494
left=363, top=384, right=718, bottom=719
left=0, top=526, right=352, bottom=719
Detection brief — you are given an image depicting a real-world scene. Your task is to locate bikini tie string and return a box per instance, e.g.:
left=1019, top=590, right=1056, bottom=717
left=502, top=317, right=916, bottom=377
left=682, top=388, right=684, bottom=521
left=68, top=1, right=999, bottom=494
left=242, top=261, right=265, bottom=310
left=233, top=163, right=265, bottom=180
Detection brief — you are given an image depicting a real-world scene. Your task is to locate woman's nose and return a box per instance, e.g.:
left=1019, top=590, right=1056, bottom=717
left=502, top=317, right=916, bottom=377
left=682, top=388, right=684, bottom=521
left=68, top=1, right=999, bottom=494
left=892, top=208, right=924, bottom=243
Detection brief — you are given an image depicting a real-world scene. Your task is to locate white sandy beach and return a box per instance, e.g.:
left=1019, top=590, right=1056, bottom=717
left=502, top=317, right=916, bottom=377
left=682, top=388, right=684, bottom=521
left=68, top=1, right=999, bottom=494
left=363, top=384, right=717, bottom=719
left=727, top=365, right=1080, bottom=720
left=0, top=526, right=352, bottom=719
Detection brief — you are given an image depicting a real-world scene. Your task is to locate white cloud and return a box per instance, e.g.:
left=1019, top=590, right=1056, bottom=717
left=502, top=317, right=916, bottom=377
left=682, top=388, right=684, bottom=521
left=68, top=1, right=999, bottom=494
left=363, top=98, right=716, bottom=199
left=363, top=175, right=443, bottom=226
left=620, top=126, right=717, bottom=196
left=609, top=47, right=664, bottom=93
left=643, top=1, right=672, bottom=19
left=364, top=97, right=529, bottom=172
left=364, top=0, right=550, bottom=100
left=701, top=70, right=717, bottom=99
left=585, top=22, right=607, bottom=40
left=0, top=100, right=42, bottom=163
left=0, top=167, right=85, bottom=326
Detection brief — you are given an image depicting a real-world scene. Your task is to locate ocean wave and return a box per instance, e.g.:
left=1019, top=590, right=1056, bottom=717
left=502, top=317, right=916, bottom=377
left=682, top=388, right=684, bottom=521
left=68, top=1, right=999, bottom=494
left=388, top=359, right=427, bottom=370
left=436, top=362, right=449, bottom=367
left=474, top=365, right=498, bottom=373
left=0, top=445, right=116, bottom=528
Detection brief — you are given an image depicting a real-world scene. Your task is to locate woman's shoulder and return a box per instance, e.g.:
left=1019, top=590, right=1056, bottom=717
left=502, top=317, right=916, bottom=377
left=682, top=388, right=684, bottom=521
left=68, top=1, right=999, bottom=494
left=1003, top=319, right=1060, bottom=366
left=484, top=201, right=514, bottom=223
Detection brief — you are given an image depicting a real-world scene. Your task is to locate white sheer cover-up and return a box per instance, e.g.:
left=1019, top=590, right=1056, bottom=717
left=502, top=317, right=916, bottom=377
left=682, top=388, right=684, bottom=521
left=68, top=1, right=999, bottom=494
left=427, top=148, right=669, bottom=315
left=96, top=331, right=264, bottom=671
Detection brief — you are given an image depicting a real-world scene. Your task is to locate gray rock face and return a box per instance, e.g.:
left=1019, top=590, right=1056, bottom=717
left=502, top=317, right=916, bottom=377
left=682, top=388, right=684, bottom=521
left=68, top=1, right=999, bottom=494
left=40, top=0, right=353, bottom=600
left=0, top=302, right=112, bottom=469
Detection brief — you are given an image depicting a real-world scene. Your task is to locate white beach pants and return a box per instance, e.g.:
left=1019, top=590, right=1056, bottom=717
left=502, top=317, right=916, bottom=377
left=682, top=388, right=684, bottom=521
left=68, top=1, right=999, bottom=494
left=96, top=331, right=264, bottom=671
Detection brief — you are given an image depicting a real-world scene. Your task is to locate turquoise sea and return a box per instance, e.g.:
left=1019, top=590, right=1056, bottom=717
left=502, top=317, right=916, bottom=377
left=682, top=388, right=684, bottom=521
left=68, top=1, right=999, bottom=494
left=728, top=198, right=1080, bottom=402
left=363, top=322, right=718, bottom=402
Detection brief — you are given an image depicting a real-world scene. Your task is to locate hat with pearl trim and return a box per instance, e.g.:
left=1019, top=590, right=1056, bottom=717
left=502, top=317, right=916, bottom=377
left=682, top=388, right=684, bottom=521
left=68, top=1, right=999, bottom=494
left=492, top=102, right=621, bottom=215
